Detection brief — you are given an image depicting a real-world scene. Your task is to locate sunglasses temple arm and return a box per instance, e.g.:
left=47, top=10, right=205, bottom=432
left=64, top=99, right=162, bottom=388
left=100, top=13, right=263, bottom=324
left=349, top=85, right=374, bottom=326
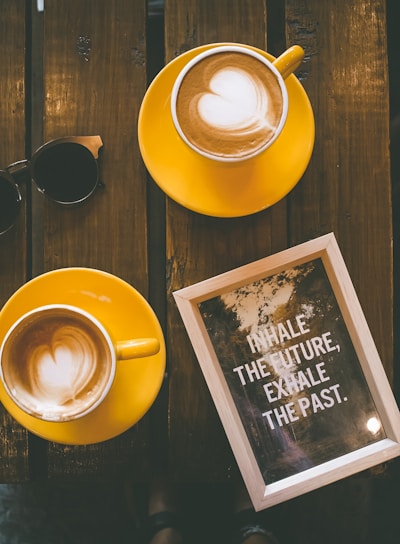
left=6, top=160, right=31, bottom=186
left=72, top=135, right=103, bottom=159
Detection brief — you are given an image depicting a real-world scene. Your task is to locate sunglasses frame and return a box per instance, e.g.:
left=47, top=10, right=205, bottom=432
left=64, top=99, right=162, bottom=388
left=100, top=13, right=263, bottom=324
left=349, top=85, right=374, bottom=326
left=0, top=135, right=103, bottom=235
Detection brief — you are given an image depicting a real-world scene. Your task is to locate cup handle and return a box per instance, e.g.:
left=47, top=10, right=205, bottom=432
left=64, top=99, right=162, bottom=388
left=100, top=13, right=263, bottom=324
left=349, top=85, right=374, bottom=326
left=116, top=338, right=160, bottom=359
left=273, top=45, right=304, bottom=80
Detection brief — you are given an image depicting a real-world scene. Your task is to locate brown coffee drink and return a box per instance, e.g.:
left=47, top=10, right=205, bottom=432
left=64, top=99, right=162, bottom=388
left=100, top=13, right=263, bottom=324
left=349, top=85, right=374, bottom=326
left=173, top=50, right=285, bottom=160
left=1, top=307, right=113, bottom=421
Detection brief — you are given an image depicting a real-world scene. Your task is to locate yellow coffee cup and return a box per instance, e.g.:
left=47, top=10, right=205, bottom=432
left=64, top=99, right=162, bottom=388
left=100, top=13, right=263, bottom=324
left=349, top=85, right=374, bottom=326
left=170, top=44, right=304, bottom=162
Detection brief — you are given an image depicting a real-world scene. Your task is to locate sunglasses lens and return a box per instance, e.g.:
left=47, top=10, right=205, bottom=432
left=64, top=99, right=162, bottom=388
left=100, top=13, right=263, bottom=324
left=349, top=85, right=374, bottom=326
left=0, top=174, right=22, bottom=235
left=32, top=143, right=99, bottom=204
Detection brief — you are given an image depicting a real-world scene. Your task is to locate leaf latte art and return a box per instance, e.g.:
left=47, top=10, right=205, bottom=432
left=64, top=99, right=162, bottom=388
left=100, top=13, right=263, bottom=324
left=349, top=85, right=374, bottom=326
left=27, top=325, right=97, bottom=406
left=175, top=51, right=284, bottom=159
left=1, top=308, right=112, bottom=421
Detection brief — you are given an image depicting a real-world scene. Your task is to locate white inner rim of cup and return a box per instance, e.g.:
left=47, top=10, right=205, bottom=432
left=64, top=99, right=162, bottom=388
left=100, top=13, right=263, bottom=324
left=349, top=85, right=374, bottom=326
left=0, top=304, right=116, bottom=421
left=170, top=45, right=289, bottom=162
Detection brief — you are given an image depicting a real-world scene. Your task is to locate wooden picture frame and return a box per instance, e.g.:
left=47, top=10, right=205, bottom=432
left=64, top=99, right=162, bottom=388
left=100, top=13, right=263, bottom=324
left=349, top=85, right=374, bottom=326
left=173, top=233, right=400, bottom=510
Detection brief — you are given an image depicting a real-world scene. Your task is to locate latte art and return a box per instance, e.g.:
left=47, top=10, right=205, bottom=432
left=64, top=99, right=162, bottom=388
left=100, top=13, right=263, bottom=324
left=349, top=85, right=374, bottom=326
left=27, top=325, right=97, bottom=407
left=1, top=308, right=113, bottom=421
left=174, top=51, right=285, bottom=160
left=196, top=67, right=274, bottom=135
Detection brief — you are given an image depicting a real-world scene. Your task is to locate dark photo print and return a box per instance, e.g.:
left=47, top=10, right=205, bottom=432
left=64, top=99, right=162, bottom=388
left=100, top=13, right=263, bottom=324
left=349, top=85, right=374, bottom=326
left=199, top=258, right=385, bottom=485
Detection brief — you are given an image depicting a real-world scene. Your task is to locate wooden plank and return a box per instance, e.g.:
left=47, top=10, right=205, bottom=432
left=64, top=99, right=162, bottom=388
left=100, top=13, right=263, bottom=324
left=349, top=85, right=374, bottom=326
left=273, top=2, right=391, bottom=541
left=40, top=0, right=151, bottom=479
left=286, top=0, right=393, bottom=379
left=165, top=0, right=289, bottom=482
left=0, top=3, right=28, bottom=307
left=0, top=0, right=29, bottom=481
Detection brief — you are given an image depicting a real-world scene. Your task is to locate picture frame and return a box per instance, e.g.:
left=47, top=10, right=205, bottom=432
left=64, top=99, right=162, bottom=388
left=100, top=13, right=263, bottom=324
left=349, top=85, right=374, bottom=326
left=173, top=233, right=400, bottom=510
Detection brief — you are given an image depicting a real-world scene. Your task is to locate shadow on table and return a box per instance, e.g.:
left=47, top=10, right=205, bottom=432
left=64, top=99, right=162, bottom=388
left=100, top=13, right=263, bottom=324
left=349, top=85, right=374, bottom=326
left=0, top=459, right=398, bottom=544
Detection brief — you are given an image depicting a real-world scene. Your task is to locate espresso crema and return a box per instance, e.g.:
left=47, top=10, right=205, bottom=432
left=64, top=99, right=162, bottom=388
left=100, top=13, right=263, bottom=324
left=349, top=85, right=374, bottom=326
left=1, top=308, right=112, bottom=421
left=174, top=51, right=285, bottom=160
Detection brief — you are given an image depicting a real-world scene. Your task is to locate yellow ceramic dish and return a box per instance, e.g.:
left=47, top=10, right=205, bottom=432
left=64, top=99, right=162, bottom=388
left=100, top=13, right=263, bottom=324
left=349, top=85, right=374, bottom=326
left=0, top=268, right=166, bottom=445
left=138, top=43, right=315, bottom=218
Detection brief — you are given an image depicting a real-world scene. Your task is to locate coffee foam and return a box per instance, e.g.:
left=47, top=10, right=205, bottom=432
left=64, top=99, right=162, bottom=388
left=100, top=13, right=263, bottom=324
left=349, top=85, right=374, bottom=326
left=2, top=309, right=112, bottom=420
left=175, top=51, right=284, bottom=159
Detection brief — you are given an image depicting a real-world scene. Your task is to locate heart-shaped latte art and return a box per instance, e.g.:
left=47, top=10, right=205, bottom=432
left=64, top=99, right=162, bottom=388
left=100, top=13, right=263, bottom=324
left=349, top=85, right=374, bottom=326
left=197, top=67, right=274, bottom=134
left=27, top=325, right=97, bottom=406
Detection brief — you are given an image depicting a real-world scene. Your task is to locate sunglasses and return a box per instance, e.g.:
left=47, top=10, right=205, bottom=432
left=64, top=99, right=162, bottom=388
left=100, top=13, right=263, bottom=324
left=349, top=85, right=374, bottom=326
left=0, top=135, right=103, bottom=235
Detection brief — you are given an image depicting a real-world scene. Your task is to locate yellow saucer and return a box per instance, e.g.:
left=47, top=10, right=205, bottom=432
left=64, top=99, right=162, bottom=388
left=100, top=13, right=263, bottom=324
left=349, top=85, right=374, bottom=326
left=138, top=43, right=315, bottom=217
left=0, top=268, right=166, bottom=445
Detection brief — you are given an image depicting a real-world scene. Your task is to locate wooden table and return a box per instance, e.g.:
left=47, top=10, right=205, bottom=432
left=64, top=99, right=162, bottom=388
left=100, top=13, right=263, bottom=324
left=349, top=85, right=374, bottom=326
left=0, top=0, right=393, bottom=513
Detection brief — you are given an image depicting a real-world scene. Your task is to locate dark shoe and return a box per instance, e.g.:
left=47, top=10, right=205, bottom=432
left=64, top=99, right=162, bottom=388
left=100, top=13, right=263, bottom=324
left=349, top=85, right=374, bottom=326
left=234, top=508, right=280, bottom=544
left=142, top=510, right=184, bottom=543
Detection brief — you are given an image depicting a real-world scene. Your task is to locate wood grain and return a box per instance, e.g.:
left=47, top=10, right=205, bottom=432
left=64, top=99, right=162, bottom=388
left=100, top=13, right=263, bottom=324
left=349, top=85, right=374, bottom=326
left=0, top=0, right=393, bottom=493
left=165, top=0, right=288, bottom=482
left=40, top=0, right=151, bottom=480
left=165, top=0, right=393, bottom=486
left=286, top=0, right=393, bottom=380
left=0, top=0, right=29, bottom=481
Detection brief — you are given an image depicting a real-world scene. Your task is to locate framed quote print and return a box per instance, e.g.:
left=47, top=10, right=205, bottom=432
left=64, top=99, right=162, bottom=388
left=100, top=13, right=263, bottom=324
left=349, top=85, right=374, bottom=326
left=173, top=233, right=400, bottom=510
